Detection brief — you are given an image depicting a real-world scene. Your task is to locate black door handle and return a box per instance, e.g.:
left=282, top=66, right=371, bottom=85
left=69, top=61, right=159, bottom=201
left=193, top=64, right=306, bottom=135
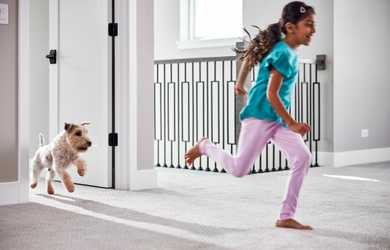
left=46, top=49, right=57, bottom=64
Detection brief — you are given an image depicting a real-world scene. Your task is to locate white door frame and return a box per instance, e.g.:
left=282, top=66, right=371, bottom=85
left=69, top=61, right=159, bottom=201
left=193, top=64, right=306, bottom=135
left=17, top=0, right=30, bottom=204
left=114, top=0, right=157, bottom=190
left=17, top=0, right=156, bottom=203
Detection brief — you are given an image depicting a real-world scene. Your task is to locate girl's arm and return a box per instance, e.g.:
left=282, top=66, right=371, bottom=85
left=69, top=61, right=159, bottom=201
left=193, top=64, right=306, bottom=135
left=267, top=68, right=310, bottom=135
left=235, top=58, right=251, bottom=95
left=237, top=58, right=252, bottom=86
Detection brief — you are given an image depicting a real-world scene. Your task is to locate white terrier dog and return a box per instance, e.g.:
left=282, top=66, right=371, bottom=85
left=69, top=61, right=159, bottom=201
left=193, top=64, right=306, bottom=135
left=30, top=122, right=92, bottom=194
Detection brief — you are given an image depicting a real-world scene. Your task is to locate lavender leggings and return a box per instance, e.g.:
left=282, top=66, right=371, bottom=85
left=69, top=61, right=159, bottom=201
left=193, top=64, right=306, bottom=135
left=199, top=117, right=312, bottom=220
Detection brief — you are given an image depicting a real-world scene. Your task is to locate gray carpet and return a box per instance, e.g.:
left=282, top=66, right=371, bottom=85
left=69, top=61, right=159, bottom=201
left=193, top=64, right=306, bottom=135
left=1, top=162, right=390, bottom=250
left=0, top=202, right=229, bottom=250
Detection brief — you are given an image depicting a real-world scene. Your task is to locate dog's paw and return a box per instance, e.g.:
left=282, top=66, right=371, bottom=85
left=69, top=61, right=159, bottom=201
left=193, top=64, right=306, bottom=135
left=30, top=182, right=38, bottom=189
left=66, top=184, right=75, bottom=193
left=77, top=168, right=86, bottom=176
left=63, top=174, right=75, bottom=192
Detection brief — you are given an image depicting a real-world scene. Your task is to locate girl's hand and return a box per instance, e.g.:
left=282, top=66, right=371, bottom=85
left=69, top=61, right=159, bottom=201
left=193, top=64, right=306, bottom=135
left=235, top=84, right=247, bottom=96
left=288, top=121, right=311, bottom=136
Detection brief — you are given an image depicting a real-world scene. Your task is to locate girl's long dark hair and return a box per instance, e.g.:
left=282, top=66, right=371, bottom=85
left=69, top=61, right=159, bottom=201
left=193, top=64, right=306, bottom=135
left=235, top=1, right=315, bottom=69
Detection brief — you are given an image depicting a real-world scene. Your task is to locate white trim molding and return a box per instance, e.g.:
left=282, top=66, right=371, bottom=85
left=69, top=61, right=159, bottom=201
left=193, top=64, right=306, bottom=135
left=16, top=0, right=30, bottom=205
left=177, top=37, right=240, bottom=50
left=332, top=147, right=390, bottom=167
left=318, top=148, right=390, bottom=167
left=317, top=151, right=334, bottom=167
left=114, top=0, right=130, bottom=190
left=115, top=0, right=157, bottom=190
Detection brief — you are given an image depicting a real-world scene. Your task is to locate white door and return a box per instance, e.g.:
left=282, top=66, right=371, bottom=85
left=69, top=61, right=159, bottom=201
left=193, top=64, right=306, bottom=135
left=48, top=0, right=113, bottom=188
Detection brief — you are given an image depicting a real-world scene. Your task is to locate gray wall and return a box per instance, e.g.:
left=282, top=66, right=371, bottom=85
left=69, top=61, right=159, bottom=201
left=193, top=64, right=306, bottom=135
left=0, top=0, right=18, bottom=182
left=333, top=0, right=390, bottom=152
left=29, top=0, right=49, bottom=156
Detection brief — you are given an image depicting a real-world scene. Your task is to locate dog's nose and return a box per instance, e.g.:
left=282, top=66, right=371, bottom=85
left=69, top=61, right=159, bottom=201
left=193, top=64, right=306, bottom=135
left=87, top=141, right=92, bottom=146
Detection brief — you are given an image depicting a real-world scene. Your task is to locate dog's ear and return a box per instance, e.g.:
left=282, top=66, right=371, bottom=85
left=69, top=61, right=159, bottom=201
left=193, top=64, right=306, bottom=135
left=81, top=121, right=91, bottom=126
left=64, top=123, right=75, bottom=132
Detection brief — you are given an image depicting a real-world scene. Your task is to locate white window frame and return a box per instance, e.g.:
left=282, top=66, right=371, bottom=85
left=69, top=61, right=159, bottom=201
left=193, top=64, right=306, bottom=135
left=177, top=0, right=242, bottom=49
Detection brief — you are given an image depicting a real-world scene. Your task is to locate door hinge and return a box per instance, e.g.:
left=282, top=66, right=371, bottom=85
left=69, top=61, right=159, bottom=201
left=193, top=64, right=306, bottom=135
left=108, top=23, right=118, bottom=37
left=109, top=133, right=118, bottom=146
left=45, top=49, right=57, bottom=64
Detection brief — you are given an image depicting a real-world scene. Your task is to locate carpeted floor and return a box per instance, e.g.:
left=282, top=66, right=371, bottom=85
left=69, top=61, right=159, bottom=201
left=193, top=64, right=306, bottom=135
left=1, top=162, right=390, bottom=250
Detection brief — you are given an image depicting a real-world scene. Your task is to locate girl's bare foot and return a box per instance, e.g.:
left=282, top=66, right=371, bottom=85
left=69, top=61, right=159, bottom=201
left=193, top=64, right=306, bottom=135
left=184, top=138, right=208, bottom=166
left=275, top=218, right=313, bottom=230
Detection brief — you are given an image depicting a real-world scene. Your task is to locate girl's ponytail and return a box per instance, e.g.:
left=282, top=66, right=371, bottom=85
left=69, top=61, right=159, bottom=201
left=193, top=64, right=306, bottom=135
left=267, top=22, right=283, bottom=43
left=235, top=22, right=282, bottom=70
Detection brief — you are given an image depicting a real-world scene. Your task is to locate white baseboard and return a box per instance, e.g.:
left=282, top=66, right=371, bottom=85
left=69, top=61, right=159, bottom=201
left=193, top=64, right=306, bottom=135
left=317, top=151, right=334, bottom=166
left=0, top=182, right=20, bottom=206
left=129, top=169, right=157, bottom=191
left=333, top=147, right=390, bottom=167
left=318, top=147, right=390, bottom=167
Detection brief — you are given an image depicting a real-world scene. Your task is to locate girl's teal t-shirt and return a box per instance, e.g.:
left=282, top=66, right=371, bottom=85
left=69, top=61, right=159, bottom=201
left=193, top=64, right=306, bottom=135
left=239, top=40, right=299, bottom=127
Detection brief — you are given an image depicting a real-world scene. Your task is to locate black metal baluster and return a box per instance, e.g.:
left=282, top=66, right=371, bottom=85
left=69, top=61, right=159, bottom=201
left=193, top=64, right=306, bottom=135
left=313, top=64, right=321, bottom=167
left=202, top=62, right=206, bottom=170
left=155, top=64, right=161, bottom=167
left=265, top=142, right=269, bottom=172
left=168, top=64, right=175, bottom=168
left=183, top=63, right=190, bottom=169
left=258, top=155, right=263, bottom=173
left=190, top=62, right=196, bottom=170
left=205, top=61, right=211, bottom=171
left=228, top=60, right=234, bottom=156
left=308, top=63, right=313, bottom=167
left=278, top=151, right=282, bottom=171
left=271, top=144, right=276, bottom=171
left=163, top=64, right=167, bottom=168
left=194, top=63, right=199, bottom=170
left=210, top=62, right=214, bottom=171
left=177, top=63, right=181, bottom=168
left=212, top=61, right=220, bottom=172
left=221, top=60, right=226, bottom=173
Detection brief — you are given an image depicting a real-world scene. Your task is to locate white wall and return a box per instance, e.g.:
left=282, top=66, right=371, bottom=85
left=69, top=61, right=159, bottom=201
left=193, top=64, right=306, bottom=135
left=333, top=0, right=390, bottom=152
left=29, top=0, right=49, bottom=156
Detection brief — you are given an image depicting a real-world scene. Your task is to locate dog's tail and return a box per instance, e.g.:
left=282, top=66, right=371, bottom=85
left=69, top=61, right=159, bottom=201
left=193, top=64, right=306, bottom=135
left=38, top=133, right=45, bottom=147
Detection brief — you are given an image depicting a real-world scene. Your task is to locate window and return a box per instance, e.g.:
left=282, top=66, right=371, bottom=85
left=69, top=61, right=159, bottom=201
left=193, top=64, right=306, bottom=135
left=178, top=0, right=243, bottom=49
